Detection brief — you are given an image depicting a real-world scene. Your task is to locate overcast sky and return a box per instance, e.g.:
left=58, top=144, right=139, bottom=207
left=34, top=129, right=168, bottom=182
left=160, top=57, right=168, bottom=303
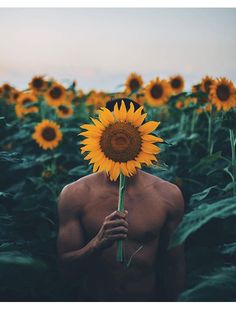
left=0, top=8, right=235, bottom=91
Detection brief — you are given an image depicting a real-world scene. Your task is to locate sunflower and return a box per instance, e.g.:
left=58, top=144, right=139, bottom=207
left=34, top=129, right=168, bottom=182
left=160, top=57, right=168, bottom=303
left=125, top=73, right=143, bottom=94
left=79, top=100, right=163, bottom=181
left=86, top=91, right=110, bottom=109
left=15, top=92, right=38, bottom=117
left=29, top=76, right=48, bottom=95
left=56, top=103, right=74, bottom=118
left=200, top=76, right=215, bottom=94
left=32, top=119, right=62, bottom=150
left=192, top=84, right=201, bottom=93
left=209, top=78, right=236, bottom=112
left=145, top=78, right=172, bottom=107
left=169, top=75, right=185, bottom=94
left=175, top=101, right=184, bottom=109
left=45, top=82, right=66, bottom=107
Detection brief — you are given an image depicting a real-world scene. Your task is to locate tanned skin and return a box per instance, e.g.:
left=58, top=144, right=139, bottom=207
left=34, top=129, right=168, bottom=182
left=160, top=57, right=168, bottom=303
left=57, top=169, right=185, bottom=301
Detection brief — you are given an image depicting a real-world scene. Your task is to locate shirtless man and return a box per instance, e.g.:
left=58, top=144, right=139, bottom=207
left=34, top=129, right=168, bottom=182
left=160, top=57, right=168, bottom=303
left=57, top=100, right=185, bottom=302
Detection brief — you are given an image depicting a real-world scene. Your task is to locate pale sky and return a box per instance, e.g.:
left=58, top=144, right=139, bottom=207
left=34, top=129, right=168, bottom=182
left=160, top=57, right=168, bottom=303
left=0, top=8, right=235, bottom=91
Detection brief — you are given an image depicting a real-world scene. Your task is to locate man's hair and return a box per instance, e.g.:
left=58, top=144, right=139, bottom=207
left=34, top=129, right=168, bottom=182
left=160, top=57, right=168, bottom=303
left=105, top=98, right=143, bottom=113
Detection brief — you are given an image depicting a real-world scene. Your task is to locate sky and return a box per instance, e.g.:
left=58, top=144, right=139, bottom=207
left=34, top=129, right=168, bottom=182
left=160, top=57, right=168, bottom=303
left=0, top=8, right=235, bottom=91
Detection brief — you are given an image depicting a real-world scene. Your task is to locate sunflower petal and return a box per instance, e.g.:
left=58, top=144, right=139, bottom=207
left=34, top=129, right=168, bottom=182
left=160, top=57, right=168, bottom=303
left=142, top=142, right=160, bottom=154
left=100, top=107, right=115, bottom=123
left=90, top=117, right=105, bottom=130
left=110, top=162, right=121, bottom=181
left=119, top=100, right=127, bottom=122
left=120, top=162, right=130, bottom=176
left=114, top=102, right=120, bottom=121
left=138, top=121, right=160, bottom=135
left=142, top=134, right=163, bottom=143
left=132, top=113, right=147, bottom=127
left=126, top=103, right=135, bottom=123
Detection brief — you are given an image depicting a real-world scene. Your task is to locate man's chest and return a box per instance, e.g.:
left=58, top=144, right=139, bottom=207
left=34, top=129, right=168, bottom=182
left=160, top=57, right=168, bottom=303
left=80, top=190, right=168, bottom=244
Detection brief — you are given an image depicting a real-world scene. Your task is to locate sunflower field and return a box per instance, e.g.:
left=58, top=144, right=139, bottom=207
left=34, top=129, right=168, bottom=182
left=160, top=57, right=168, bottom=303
left=0, top=74, right=236, bottom=301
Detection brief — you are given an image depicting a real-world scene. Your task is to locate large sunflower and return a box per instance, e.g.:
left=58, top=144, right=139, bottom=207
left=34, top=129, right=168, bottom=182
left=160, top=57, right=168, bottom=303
left=79, top=100, right=163, bottom=181
left=200, top=76, right=215, bottom=94
left=169, top=75, right=185, bottom=94
left=32, top=119, right=63, bottom=150
left=15, top=92, right=38, bottom=118
left=125, top=73, right=143, bottom=94
left=29, top=76, right=48, bottom=95
left=45, top=82, right=66, bottom=107
left=145, top=78, right=172, bottom=107
left=209, top=78, right=236, bottom=112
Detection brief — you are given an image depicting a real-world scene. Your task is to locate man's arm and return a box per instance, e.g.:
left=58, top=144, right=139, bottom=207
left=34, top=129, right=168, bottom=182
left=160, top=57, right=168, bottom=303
left=57, top=182, right=128, bottom=278
left=159, top=185, right=186, bottom=301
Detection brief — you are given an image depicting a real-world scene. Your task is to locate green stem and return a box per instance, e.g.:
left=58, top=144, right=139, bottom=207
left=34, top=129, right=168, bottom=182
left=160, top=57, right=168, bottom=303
left=207, top=110, right=213, bottom=155
left=180, top=113, right=186, bottom=133
left=229, top=129, right=236, bottom=195
left=116, top=173, right=126, bottom=263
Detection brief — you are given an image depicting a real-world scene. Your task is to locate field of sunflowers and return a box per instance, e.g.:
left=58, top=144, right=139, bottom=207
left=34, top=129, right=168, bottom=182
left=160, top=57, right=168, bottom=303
left=0, top=73, right=236, bottom=301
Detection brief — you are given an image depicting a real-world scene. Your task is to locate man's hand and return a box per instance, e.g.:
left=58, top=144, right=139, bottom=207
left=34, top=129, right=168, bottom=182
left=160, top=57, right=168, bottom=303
left=93, top=210, right=128, bottom=250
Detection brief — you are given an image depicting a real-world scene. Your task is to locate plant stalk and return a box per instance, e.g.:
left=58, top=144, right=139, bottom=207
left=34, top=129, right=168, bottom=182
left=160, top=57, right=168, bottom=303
left=229, top=129, right=236, bottom=195
left=116, top=173, right=126, bottom=263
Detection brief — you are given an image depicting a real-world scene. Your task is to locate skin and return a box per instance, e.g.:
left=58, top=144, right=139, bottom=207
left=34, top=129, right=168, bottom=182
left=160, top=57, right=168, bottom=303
left=57, top=169, right=185, bottom=301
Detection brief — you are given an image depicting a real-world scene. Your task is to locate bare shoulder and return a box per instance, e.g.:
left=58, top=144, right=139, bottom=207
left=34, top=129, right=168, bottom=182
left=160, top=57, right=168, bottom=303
left=141, top=171, right=185, bottom=216
left=58, top=173, right=96, bottom=215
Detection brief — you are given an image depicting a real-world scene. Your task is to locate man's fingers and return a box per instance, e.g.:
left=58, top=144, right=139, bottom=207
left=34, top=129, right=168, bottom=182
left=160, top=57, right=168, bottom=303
left=108, top=234, right=127, bottom=240
left=106, top=226, right=128, bottom=235
left=105, top=219, right=128, bottom=228
left=105, top=210, right=128, bottom=220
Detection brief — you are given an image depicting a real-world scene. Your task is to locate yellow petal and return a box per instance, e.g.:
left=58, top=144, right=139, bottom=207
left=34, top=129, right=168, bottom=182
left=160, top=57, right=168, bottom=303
left=113, top=102, right=121, bottom=121
left=90, top=117, right=105, bottom=130
left=79, top=130, right=102, bottom=138
left=126, top=102, right=135, bottom=123
left=132, top=106, right=144, bottom=125
left=138, top=121, right=160, bottom=135
left=101, top=107, right=115, bottom=123
left=120, top=162, right=130, bottom=176
left=126, top=160, right=137, bottom=175
left=142, top=134, right=163, bottom=143
left=142, top=142, right=160, bottom=154
left=136, top=151, right=157, bottom=164
left=110, top=162, right=121, bottom=181
left=99, top=110, right=112, bottom=127
left=119, top=100, right=127, bottom=122
left=80, top=124, right=101, bottom=131
left=84, top=150, right=102, bottom=160
left=81, top=144, right=100, bottom=154
left=132, top=113, right=147, bottom=127
left=80, top=138, right=99, bottom=145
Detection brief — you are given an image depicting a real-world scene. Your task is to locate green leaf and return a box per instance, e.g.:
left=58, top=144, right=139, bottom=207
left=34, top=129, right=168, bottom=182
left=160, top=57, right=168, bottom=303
left=169, top=196, right=236, bottom=248
left=190, top=186, right=219, bottom=206
left=179, top=266, right=236, bottom=301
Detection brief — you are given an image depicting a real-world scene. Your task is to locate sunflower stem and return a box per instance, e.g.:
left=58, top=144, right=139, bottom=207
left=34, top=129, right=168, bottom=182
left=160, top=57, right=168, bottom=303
left=229, top=129, right=236, bottom=196
left=116, top=173, right=126, bottom=263
left=207, top=109, right=213, bottom=155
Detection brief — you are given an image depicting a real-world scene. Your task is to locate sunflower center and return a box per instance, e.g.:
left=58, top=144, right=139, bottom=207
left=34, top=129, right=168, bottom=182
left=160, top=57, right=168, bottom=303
left=171, top=78, right=181, bottom=89
left=129, top=79, right=140, bottom=91
left=42, top=127, right=56, bottom=141
left=204, top=80, right=212, bottom=93
left=58, top=105, right=69, bottom=114
left=22, top=98, right=32, bottom=106
left=100, top=122, right=142, bottom=162
left=150, top=84, right=163, bottom=99
left=33, top=78, right=43, bottom=89
left=49, top=86, right=62, bottom=99
left=216, top=84, right=230, bottom=101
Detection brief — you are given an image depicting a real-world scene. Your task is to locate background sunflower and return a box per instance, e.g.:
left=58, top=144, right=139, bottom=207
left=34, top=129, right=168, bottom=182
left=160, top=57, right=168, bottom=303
left=32, top=119, right=63, bottom=150
left=209, top=78, right=236, bottom=111
left=125, top=73, right=143, bottom=94
left=45, top=82, right=66, bottom=107
left=145, top=78, right=171, bottom=107
left=169, top=75, right=185, bottom=94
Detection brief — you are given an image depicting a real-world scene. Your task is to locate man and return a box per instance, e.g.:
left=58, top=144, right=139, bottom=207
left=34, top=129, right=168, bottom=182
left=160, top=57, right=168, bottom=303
left=57, top=99, right=185, bottom=301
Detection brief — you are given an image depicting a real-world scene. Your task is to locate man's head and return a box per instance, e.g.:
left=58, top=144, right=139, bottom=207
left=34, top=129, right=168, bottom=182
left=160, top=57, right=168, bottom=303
left=105, top=98, right=143, bottom=113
